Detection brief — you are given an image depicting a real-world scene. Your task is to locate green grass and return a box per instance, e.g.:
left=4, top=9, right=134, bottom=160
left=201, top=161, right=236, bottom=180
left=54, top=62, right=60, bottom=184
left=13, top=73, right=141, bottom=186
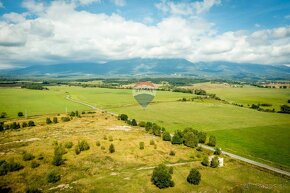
left=208, top=85, right=290, bottom=111
left=1, top=85, right=290, bottom=169
left=209, top=124, right=290, bottom=169
left=0, top=87, right=89, bottom=118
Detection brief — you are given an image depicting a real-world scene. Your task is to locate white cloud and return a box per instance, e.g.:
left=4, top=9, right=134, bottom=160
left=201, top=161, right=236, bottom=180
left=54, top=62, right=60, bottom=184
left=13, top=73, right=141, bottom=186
left=0, top=1, right=4, bottom=8
left=74, top=0, right=101, bottom=6
left=112, top=0, right=126, bottom=7
left=156, top=0, right=221, bottom=16
left=285, top=14, right=290, bottom=19
left=0, top=0, right=289, bottom=68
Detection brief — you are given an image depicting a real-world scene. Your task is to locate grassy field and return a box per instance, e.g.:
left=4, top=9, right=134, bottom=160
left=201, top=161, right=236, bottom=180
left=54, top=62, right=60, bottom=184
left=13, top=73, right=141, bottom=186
left=0, top=88, right=89, bottom=118
left=1, top=85, right=290, bottom=170
left=190, top=83, right=290, bottom=111
left=0, top=112, right=289, bottom=192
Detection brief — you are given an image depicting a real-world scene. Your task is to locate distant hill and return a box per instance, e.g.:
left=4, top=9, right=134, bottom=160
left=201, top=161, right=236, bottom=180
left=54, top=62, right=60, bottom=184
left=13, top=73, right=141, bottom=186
left=1, top=58, right=290, bottom=80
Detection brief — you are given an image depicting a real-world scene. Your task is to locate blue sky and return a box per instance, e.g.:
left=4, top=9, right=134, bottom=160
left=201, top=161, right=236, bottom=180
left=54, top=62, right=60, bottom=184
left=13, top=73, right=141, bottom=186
left=1, top=0, right=289, bottom=32
left=0, top=0, right=289, bottom=68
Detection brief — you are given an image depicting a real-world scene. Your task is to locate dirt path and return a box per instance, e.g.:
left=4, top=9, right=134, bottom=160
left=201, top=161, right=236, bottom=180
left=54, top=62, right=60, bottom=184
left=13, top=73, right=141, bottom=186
left=199, top=144, right=290, bottom=177
left=136, top=161, right=195, bottom=171
left=66, top=95, right=290, bottom=177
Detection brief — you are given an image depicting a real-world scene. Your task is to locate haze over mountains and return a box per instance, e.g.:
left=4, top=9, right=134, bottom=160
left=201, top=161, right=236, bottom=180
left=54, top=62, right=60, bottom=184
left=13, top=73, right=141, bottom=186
left=2, top=58, right=290, bottom=80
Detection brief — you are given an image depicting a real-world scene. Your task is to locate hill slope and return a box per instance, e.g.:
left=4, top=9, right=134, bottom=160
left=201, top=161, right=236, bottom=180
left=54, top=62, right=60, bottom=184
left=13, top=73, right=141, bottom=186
left=2, top=58, right=290, bottom=79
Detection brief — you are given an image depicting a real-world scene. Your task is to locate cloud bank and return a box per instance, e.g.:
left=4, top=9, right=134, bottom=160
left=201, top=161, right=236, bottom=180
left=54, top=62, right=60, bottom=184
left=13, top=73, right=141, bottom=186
left=0, top=0, right=289, bottom=68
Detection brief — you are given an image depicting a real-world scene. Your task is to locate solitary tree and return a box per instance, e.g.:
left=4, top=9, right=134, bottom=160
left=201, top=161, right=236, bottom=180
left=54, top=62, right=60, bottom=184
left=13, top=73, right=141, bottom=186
left=139, top=142, right=144, bottom=150
left=131, top=119, right=137, bottom=126
left=210, top=156, right=219, bottom=168
left=46, top=118, right=52, bottom=124
left=52, top=145, right=64, bottom=166
left=28, top=121, right=35, bottom=127
left=201, top=156, right=209, bottom=166
left=109, top=144, right=115, bottom=153
left=18, top=112, right=24, bottom=117
left=151, top=164, right=174, bottom=189
left=187, top=168, right=201, bottom=185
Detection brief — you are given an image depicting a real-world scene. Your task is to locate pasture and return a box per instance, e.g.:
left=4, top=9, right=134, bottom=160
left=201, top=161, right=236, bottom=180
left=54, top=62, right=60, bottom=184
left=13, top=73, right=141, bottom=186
left=0, top=112, right=289, bottom=192
left=0, top=85, right=289, bottom=169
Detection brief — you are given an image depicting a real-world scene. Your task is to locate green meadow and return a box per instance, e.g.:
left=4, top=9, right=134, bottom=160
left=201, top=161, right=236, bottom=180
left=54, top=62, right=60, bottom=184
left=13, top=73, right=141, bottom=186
left=0, top=85, right=290, bottom=169
left=197, top=84, right=290, bottom=111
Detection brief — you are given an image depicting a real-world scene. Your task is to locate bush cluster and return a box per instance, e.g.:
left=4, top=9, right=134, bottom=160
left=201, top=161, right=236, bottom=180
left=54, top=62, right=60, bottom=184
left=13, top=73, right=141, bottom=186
left=75, top=140, right=90, bottom=155
left=0, top=160, right=24, bottom=176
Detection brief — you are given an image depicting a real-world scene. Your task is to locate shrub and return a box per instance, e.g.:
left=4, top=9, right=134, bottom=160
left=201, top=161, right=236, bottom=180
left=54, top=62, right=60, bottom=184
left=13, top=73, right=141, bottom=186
left=201, top=156, right=209, bottom=166
left=28, top=121, right=35, bottom=127
left=69, top=111, right=75, bottom=117
left=145, top=122, right=153, bottom=132
left=131, top=119, right=137, bottom=126
left=22, top=122, right=28, bottom=128
left=139, top=142, right=144, bottom=150
left=150, top=139, right=155, bottom=145
left=154, top=144, right=157, bottom=149
left=64, top=142, right=73, bottom=149
left=169, top=167, right=173, bottom=174
left=109, top=135, right=113, bottom=141
left=38, top=154, right=44, bottom=160
left=162, top=132, right=171, bottom=141
left=75, top=146, right=81, bottom=155
left=103, top=135, right=107, bottom=140
left=0, top=122, right=3, bottom=131
left=210, top=156, right=219, bottom=168
left=138, top=121, right=146, bottom=127
left=47, top=170, right=61, bottom=183
left=46, top=118, right=52, bottom=124
left=196, top=146, right=202, bottom=152
left=208, top=136, right=216, bottom=147
left=187, top=168, right=201, bottom=185
left=26, top=187, right=42, bottom=193
left=171, top=134, right=183, bottom=145
left=0, top=161, right=8, bottom=176
left=81, top=111, right=85, bottom=114
left=10, top=122, right=20, bottom=129
left=96, top=141, right=101, bottom=146
left=214, top=147, right=222, bottom=155
left=169, top=150, right=175, bottom=156
left=109, top=144, right=115, bottom=153
left=23, top=152, right=35, bottom=161
left=152, top=124, right=161, bottom=136
left=52, top=145, right=65, bottom=166
left=0, top=112, right=7, bottom=118
left=31, top=161, right=40, bottom=168
left=53, top=117, right=58, bottom=123
left=101, top=146, right=105, bottom=150
left=151, top=164, right=174, bottom=189
left=7, top=161, right=24, bottom=172
left=61, top=117, right=70, bottom=122
left=78, top=140, right=90, bottom=151
left=18, top=112, right=24, bottom=117
left=119, top=114, right=128, bottom=121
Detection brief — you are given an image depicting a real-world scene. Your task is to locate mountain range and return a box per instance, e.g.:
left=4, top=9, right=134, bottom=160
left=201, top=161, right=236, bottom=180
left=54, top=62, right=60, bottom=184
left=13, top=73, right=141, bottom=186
left=1, top=58, right=290, bottom=80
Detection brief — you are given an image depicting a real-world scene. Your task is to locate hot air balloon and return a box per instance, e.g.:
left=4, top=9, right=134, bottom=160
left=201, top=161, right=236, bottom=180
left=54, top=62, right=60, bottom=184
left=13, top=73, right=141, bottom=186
left=132, top=82, right=156, bottom=108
